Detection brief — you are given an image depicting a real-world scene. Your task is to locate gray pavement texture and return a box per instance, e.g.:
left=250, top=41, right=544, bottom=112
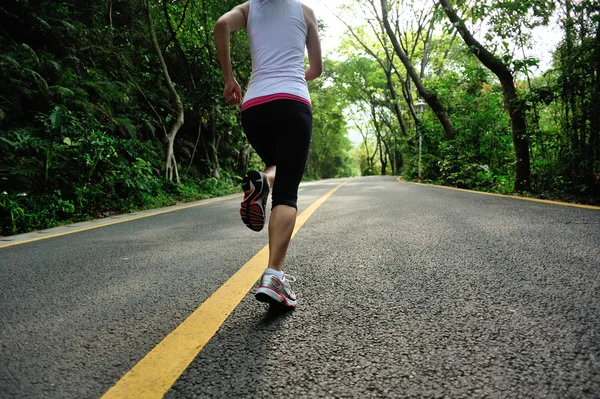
left=1, top=176, right=599, bottom=399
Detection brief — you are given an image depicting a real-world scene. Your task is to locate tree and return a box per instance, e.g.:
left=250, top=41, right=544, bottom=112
left=144, top=0, right=184, bottom=183
left=552, top=0, right=600, bottom=196
left=438, top=0, right=533, bottom=191
left=333, top=55, right=397, bottom=175
left=335, top=12, right=408, bottom=138
left=306, top=61, right=356, bottom=179
left=380, top=0, right=456, bottom=140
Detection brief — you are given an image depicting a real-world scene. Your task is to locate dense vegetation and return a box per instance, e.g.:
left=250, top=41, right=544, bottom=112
left=0, top=0, right=353, bottom=235
left=337, top=0, right=599, bottom=199
left=0, top=0, right=598, bottom=236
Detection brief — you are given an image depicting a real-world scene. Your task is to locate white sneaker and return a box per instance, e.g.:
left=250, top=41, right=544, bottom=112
left=255, top=273, right=297, bottom=308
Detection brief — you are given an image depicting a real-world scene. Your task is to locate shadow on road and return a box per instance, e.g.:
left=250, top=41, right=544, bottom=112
left=258, top=304, right=295, bottom=325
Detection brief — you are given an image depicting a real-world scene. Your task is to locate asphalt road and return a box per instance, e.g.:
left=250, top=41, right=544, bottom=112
left=1, top=176, right=599, bottom=398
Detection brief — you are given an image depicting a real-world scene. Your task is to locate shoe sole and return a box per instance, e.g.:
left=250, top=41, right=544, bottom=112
left=240, top=171, right=269, bottom=232
left=255, top=286, right=297, bottom=308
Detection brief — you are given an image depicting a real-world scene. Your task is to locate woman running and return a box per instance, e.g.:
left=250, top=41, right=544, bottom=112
left=214, top=0, right=322, bottom=308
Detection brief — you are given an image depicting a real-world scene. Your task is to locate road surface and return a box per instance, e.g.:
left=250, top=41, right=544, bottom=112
left=1, top=176, right=599, bottom=398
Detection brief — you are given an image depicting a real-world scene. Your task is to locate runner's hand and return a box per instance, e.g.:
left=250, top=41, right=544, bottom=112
left=223, top=80, right=242, bottom=105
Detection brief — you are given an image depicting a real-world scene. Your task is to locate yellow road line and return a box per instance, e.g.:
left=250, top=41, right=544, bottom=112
left=101, top=180, right=349, bottom=399
left=396, top=177, right=600, bottom=210
left=0, top=196, right=237, bottom=249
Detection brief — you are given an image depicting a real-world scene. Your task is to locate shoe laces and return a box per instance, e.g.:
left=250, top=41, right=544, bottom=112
left=283, top=273, right=296, bottom=283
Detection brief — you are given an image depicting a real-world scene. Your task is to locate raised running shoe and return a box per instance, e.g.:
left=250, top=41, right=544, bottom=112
left=255, top=272, right=297, bottom=308
left=240, top=170, right=269, bottom=232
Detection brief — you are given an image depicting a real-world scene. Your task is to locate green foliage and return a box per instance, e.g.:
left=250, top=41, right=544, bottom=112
left=177, top=173, right=239, bottom=202
left=305, top=62, right=357, bottom=179
left=470, top=0, right=555, bottom=41
left=0, top=0, right=253, bottom=235
left=0, top=0, right=362, bottom=235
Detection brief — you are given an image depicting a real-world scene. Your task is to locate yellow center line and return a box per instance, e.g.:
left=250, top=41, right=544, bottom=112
left=101, top=180, right=349, bottom=399
left=0, top=195, right=237, bottom=249
left=396, top=177, right=600, bottom=211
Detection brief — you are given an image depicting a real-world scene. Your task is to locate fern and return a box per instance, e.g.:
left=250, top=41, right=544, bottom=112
left=81, top=80, right=103, bottom=94
left=142, top=119, right=157, bottom=139
left=114, top=116, right=137, bottom=139
left=0, top=55, right=21, bottom=70
left=50, top=85, right=75, bottom=99
left=49, top=107, right=64, bottom=130
left=11, top=167, right=45, bottom=192
left=63, top=55, right=82, bottom=69
left=44, top=59, right=62, bottom=75
left=26, top=69, right=49, bottom=90
left=72, top=87, right=88, bottom=99
left=34, top=15, right=52, bottom=30
left=8, top=77, right=27, bottom=87
left=12, top=161, right=41, bottom=178
left=20, top=88, right=36, bottom=98
left=20, top=43, right=40, bottom=66
left=58, top=20, right=76, bottom=32
left=0, top=136, right=17, bottom=148
left=0, top=95, right=10, bottom=107
left=96, top=80, right=119, bottom=91
left=71, top=99, right=94, bottom=113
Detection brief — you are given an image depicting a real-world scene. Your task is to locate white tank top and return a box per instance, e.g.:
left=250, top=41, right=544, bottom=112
left=243, top=0, right=311, bottom=107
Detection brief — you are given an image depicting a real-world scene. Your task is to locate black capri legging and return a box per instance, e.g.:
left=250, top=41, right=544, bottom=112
left=241, top=99, right=312, bottom=210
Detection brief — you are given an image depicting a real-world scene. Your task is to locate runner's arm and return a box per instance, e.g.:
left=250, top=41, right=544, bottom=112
left=302, top=5, right=322, bottom=81
left=214, top=2, right=249, bottom=85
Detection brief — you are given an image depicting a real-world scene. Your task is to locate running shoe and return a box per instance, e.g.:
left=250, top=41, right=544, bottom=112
left=240, top=170, right=269, bottom=232
left=255, top=272, right=297, bottom=308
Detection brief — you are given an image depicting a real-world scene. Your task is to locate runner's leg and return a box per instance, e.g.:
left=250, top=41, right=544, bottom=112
left=264, top=165, right=276, bottom=189
left=267, top=205, right=296, bottom=271
left=267, top=100, right=312, bottom=272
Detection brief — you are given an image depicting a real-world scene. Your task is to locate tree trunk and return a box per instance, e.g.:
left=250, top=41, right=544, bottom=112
left=209, top=106, right=220, bottom=179
left=394, top=72, right=420, bottom=125
left=356, top=122, right=373, bottom=175
left=439, top=0, right=531, bottom=192
left=380, top=113, right=400, bottom=174
left=162, top=0, right=196, bottom=90
left=165, top=135, right=179, bottom=182
left=381, top=0, right=456, bottom=140
left=107, top=0, right=113, bottom=44
left=186, top=114, right=202, bottom=175
left=144, top=0, right=184, bottom=183
left=379, top=140, right=387, bottom=176
left=420, top=5, right=438, bottom=80
left=517, top=25, right=543, bottom=160
left=371, top=104, right=391, bottom=176
left=384, top=70, right=408, bottom=137
left=239, top=144, right=251, bottom=176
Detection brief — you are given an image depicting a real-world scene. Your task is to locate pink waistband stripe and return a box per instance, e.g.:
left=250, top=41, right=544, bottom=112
left=242, top=93, right=312, bottom=111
